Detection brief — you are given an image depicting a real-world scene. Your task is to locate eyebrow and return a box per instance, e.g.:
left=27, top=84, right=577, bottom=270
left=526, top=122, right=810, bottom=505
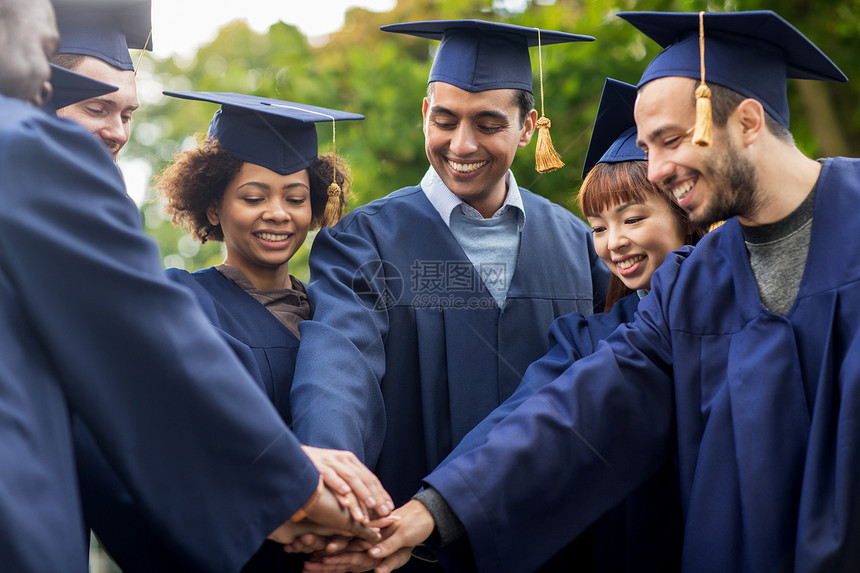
left=637, top=125, right=694, bottom=149
left=85, top=96, right=141, bottom=112
left=429, top=105, right=509, bottom=122
left=615, top=201, right=640, bottom=213
left=236, top=181, right=310, bottom=191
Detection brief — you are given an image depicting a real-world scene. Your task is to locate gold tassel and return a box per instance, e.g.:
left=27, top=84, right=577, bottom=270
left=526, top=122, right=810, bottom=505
left=692, top=83, right=712, bottom=147
left=534, top=28, right=564, bottom=173
left=318, top=116, right=345, bottom=228
left=257, top=101, right=347, bottom=227
left=535, top=116, right=564, bottom=173
left=320, top=182, right=342, bottom=228
left=691, top=12, right=712, bottom=147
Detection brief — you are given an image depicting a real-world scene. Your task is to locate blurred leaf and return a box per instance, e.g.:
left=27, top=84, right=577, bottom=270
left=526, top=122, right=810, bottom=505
left=127, top=0, right=860, bottom=276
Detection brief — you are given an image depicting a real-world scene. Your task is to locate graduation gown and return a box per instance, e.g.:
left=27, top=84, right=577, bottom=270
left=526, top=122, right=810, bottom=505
left=79, top=266, right=307, bottom=572
left=438, top=293, right=681, bottom=572
left=165, top=267, right=301, bottom=421
left=291, top=184, right=609, bottom=505
left=425, top=157, right=860, bottom=572
left=0, top=96, right=318, bottom=572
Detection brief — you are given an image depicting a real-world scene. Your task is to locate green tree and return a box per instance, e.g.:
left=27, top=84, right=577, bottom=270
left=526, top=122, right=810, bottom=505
left=127, top=0, right=859, bottom=278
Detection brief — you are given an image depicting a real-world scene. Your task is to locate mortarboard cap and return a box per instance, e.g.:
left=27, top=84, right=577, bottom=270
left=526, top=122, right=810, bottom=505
left=54, top=0, right=153, bottom=71
left=162, top=91, right=364, bottom=177
left=379, top=19, right=593, bottom=93
left=381, top=19, right=594, bottom=173
left=618, top=10, right=847, bottom=129
left=582, top=78, right=645, bottom=178
left=45, top=63, right=118, bottom=112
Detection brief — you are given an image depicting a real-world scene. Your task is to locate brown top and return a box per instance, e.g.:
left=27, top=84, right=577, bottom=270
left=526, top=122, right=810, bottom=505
left=215, top=264, right=312, bottom=339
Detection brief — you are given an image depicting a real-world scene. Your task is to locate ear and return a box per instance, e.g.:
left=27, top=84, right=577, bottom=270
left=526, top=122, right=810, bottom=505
left=421, top=97, right=430, bottom=136
left=206, top=202, right=220, bottom=226
left=518, top=108, right=539, bottom=148
left=734, top=98, right=765, bottom=147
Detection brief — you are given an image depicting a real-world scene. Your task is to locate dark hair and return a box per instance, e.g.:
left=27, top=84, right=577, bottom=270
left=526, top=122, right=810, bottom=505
left=156, top=136, right=350, bottom=243
left=708, top=82, right=794, bottom=144
left=579, top=160, right=704, bottom=312
left=51, top=53, right=86, bottom=71
left=427, top=82, right=535, bottom=127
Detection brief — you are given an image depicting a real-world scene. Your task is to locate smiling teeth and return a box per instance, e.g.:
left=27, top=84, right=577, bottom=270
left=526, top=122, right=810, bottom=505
left=673, top=179, right=695, bottom=200
left=449, top=160, right=486, bottom=173
left=617, top=255, right=644, bottom=270
left=256, top=232, right=289, bottom=241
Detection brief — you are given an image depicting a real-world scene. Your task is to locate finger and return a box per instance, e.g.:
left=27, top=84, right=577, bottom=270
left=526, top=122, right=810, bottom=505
left=343, top=520, right=381, bottom=544
left=373, top=547, right=413, bottom=573
left=323, top=451, right=392, bottom=515
left=320, top=466, right=352, bottom=498
left=296, top=521, right=373, bottom=543
left=306, top=551, right=382, bottom=572
left=322, top=535, right=351, bottom=555
left=298, top=532, right=330, bottom=552
left=368, top=515, right=400, bottom=530
left=337, top=490, right=368, bottom=523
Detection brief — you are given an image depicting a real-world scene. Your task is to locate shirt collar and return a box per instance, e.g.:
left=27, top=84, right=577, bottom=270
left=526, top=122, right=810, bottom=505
left=421, top=166, right=525, bottom=230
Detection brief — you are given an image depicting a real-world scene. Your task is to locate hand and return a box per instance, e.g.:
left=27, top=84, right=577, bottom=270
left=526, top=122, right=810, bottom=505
left=285, top=515, right=399, bottom=556
left=367, top=500, right=435, bottom=573
left=303, top=549, right=382, bottom=573
left=269, top=484, right=382, bottom=546
left=302, top=446, right=394, bottom=521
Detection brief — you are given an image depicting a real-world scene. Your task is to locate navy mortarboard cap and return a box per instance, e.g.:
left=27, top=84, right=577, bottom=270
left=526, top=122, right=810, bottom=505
left=163, top=91, right=364, bottom=176
left=379, top=19, right=593, bottom=93
left=381, top=19, right=594, bottom=173
left=164, top=91, right=364, bottom=227
left=54, top=0, right=153, bottom=71
left=45, top=63, right=118, bottom=112
left=582, top=79, right=645, bottom=178
left=618, top=10, right=847, bottom=132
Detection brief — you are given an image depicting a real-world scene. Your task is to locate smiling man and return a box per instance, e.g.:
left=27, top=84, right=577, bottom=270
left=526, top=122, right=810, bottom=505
left=363, top=10, right=860, bottom=573
left=289, top=19, right=607, bottom=571
left=51, top=0, right=149, bottom=159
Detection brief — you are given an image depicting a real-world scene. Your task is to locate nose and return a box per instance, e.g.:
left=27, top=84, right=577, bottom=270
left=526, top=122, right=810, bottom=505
left=607, top=225, right=629, bottom=253
left=449, top=123, right=478, bottom=156
left=647, top=150, right=675, bottom=186
left=263, top=200, right=291, bottom=222
left=99, top=114, right=129, bottom=151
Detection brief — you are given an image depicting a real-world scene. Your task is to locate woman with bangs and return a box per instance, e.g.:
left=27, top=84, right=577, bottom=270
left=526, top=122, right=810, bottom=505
left=428, top=80, right=703, bottom=572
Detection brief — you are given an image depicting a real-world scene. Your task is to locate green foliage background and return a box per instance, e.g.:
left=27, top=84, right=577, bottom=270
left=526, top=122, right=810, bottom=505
left=127, top=0, right=860, bottom=281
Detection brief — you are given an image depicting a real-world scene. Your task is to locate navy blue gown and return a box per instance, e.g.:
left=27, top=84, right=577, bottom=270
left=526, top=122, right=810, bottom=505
left=438, top=293, right=681, bottom=572
left=426, top=157, right=860, bottom=572
left=81, top=266, right=309, bottom=572
left=290, top=185, right=609, bottom=506
left=0, top=95, right=318, bottom=572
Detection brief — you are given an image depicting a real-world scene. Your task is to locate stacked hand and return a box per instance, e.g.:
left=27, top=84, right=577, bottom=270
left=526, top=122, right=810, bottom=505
left=269, top=447, right=399, bottom=554
left=303, top=499, right=436, bottom=573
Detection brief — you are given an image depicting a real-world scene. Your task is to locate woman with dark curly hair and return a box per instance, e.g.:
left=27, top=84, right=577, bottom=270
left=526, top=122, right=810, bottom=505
left=82, top=92, right=393, bottom=573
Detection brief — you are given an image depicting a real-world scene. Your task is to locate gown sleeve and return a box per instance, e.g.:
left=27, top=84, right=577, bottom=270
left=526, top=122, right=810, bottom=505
left=439, top=294, right=640, bottom=467
left=290, top=223, right=388, bottom=465
left=0, top=113, right=319, bottom=571
left=423, top=263, right=682, bottom=572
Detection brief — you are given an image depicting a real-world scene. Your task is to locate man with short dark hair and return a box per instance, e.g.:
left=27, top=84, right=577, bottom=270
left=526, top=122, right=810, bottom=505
left=365, top=10, right=860, bottom=573
left=0, top=1, right=376, bottom=570
left=290, top=19, right=608, bottom=571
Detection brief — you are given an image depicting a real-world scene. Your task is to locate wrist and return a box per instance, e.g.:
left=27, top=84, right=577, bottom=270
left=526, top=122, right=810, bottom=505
left=290, top=475, right=324, bottom=522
